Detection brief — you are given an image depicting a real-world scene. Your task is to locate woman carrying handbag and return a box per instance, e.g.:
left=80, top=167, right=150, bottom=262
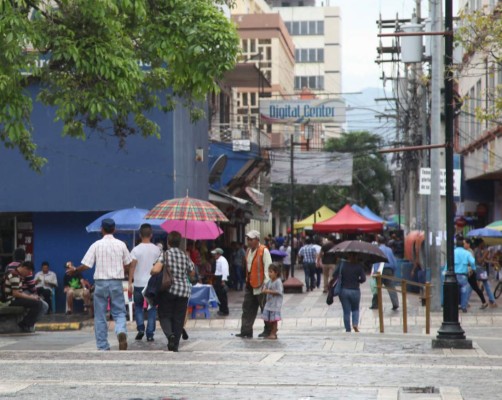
left=332, top=253, right=366, bottom=333
left=151, top=231, right=195, bottom=352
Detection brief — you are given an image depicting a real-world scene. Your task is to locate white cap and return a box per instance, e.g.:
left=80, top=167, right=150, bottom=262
left=246, top=230, right=260, bottom=240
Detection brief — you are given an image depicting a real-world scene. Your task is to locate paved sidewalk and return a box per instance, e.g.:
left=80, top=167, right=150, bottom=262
left=1, top=268, right=502, bottom=399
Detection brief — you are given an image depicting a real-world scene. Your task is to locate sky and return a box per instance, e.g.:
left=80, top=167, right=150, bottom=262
left=325, top=0, right=428, bottom=93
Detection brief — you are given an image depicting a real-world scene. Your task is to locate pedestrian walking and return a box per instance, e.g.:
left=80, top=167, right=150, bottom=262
left=151, top=231, right=195, bottom=352
left=317, top=235, right=338, bottom=293
left=68, top=218, right=133, bottom=351
left=279, top=240, right=292, bottom=281
left=372, top=235, right=399, bottom=310
left=473, top=239, right=497, bottom=308
left=128, top=223, right=161, bottom=342
left=298, top=237, right=317, bottom=292
left=334, top=253, right=366, bottom=332
left=261, top=263, right=283, bottom=340
left=212, top=247, right=229, bottom=316
left=454, top=236, right=474, bottom=313
left=235, top=230, right=272, bottom=339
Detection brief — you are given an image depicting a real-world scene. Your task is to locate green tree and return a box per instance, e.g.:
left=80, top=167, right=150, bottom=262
left=324, top=131, right=392, bottom=213
left=0, top=0, right=239, bottom=171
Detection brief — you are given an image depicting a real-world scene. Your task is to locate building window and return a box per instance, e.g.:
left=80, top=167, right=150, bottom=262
left=285, top=20, right=324, bottom=36
left=295, top=75, right=325, bottom=90
left=295, top=48, right=324, bottom=63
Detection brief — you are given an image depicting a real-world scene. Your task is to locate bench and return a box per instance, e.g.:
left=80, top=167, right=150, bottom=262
left=0, top=304, right=26, bottom=333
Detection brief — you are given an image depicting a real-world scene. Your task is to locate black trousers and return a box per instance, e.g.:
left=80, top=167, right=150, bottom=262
left=240, top=284, right=267, bottom=336
left=468, top=273, right=486, bottom=304
left=10, top=297, right=43, bottom=327
left=157, top=292, right=188, bottom=351
left=213, top=276, right=229, bottom=314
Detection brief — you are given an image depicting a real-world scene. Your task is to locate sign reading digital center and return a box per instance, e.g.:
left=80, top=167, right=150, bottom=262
left=260, top=99, right=345, bottom=124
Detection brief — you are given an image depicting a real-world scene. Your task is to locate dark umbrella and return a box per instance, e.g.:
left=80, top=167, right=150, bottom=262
left=328, top=240, right=388, bottom=264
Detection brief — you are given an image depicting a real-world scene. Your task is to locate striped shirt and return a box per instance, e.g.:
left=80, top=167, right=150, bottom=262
left=155, top=247, right=195, bottom=298
left=4, top=270, right=21, bottom=303
left=81, top=234, right=133, bottom=280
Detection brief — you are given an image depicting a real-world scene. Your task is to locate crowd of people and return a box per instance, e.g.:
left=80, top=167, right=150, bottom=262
left=4, top=223, right=500, bottom=350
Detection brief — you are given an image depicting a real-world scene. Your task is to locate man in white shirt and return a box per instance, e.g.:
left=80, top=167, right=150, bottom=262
left=129, top=224, right=161, bottom=342
left=68, top=218, right=132, bottom=351
left=34, top=261, right=58, bottom=314
left=212, top=248, right=229, bottom=316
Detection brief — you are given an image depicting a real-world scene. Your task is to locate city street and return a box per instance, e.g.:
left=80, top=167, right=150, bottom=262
left=2, top=270, right=502, bottom=400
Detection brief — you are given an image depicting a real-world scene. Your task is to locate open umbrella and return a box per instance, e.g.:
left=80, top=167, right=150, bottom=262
left=145, top=196, right=228, bottom=222
left=328, top=240, right=388, bottom=264
left=160, top=220, right=223, bottom=241
left=466, top=228, right=502, bottom=238
left=86, top=208, right=165, bottom=233
left=486, top=221, right=502, bottom=231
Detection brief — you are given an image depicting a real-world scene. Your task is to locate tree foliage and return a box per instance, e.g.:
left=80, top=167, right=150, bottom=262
left=0, top=0, right=240, bottom=171
left=456, top=4, right=502, bottom=124
left=271, top=131, right=392, bottom=220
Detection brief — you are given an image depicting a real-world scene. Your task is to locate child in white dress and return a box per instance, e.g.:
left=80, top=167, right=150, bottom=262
left=261, top=263, right=284, bottom=340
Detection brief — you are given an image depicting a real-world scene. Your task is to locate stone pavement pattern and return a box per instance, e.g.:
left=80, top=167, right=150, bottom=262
left=1, top=270, right=502, bottom=400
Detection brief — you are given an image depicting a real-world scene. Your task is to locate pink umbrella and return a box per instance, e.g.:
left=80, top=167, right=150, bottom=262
left=160, top=219, right=223, bottom=241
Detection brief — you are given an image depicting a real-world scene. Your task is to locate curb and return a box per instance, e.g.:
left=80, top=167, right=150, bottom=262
left=35, top=322, right=82, bottom=331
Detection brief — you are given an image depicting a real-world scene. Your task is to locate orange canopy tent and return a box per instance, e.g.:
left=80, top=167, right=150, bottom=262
left=313, top=204, right=384, bottom=233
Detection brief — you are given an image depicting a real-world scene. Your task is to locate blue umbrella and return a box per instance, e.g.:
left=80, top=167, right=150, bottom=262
left=466, top=228, right=502, bottom=238
left=86, top=208, right=165, bottom=233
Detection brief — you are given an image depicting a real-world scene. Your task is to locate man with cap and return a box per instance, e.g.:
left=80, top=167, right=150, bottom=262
left=235, top=230, right=272, bottom=338
left=67, top=218, right=133, bottom=351
left=211, top=247, right=229, bottom=316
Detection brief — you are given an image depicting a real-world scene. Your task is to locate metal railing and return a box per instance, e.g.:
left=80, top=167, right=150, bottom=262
left=375, top=274, right=432, bottom=334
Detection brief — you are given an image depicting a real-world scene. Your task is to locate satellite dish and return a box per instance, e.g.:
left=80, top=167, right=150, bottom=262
left=209, top=154, right=227, bottom=184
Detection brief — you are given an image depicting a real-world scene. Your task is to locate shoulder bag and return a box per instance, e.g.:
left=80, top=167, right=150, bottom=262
left=326, top=262, right=344, bottom=305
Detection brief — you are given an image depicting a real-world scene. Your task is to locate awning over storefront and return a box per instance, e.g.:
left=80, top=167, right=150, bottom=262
left=222, top=63, right=272, bottom=89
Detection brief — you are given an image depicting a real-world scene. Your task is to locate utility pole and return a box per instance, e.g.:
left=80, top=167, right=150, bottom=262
left=428, top=0, right=443, bottom=312
left=432, top=0, right=471, bottom=349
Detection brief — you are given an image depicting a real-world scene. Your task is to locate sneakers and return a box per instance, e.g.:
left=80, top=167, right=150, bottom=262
left=118, top=332, right=128, bottom=351
left=135, top=331, right=145, bottom=341
left=480, top=303, right=489, bottom=310
left=235, top=332, right=253, bottom=339
left=146, top=337, right=154, bottom=342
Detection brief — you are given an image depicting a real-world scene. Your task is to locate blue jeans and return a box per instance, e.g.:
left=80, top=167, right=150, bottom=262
left=481, top=280, right=496, bottom=303
left=134, top=286, right=156, bottom=338
left=303, top=263, right=316, bottom=290
left=339, top=288, right=361, bottom=332
left=233, top=264, right=244, bottom=290
left=94, top=280, right=127, bottom=351
left=456, top=274, right=472, bottom=310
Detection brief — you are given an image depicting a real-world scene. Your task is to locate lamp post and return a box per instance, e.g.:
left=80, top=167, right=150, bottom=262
left=432, top=0, right=471, bottom=349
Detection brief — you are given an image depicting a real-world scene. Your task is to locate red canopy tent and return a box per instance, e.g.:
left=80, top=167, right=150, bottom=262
left=313, top=204, right=384, bottom=233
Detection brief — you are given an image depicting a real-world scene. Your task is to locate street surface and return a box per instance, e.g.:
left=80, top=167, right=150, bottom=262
left=1, top=269, right=502, bottom=400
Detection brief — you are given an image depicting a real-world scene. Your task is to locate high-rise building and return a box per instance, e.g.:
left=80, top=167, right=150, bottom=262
left=268, top=1, right=344, bottom=139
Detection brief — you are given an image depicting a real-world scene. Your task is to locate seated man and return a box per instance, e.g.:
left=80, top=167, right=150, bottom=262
left=35, top=261, right=58, bottom=314
left=4, top=261, right=44, bottom=332
left=21, top=261, right=49, bottom=316
left=64, top=261, right=91, bottom=315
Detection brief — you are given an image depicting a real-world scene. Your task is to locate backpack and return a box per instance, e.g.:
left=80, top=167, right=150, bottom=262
left=0, top=262, right=20, bottom=303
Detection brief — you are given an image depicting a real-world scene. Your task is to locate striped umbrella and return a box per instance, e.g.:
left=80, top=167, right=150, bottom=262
left=145, top=196, right=228, bottom=222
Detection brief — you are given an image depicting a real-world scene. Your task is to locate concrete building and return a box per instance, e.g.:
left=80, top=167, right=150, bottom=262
left=269, top=0, right=344, bottom=140
left=456, top=0, right=502, bottom=225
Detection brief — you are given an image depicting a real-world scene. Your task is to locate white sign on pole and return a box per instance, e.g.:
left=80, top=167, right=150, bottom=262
left=419, top=167, right=461, bottom=197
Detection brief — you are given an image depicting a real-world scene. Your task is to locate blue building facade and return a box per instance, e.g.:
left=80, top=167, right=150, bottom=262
left=0, top=85, right=209, bottom=311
